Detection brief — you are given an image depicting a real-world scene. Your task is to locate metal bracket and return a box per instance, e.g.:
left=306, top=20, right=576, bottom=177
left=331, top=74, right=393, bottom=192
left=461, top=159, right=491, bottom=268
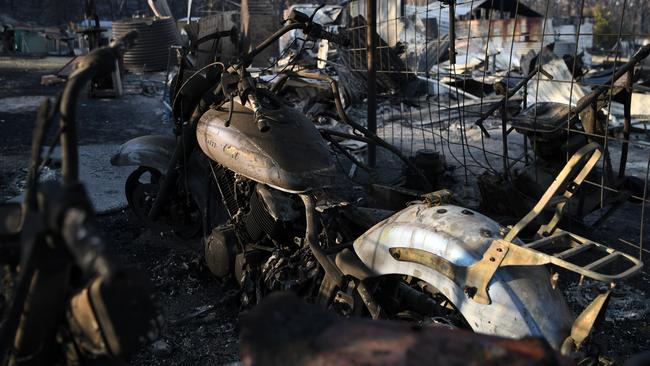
left=389, top=242, right=510, bottom=305
left=391, top=234, right=641, bottom=305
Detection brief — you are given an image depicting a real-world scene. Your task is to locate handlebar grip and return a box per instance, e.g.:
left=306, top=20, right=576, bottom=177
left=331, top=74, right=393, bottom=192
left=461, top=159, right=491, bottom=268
left=306, top=23, right=349, bottom=47
left=288, top=9, right=310, bottom=23
left=320, top=30, right=349, bottom=47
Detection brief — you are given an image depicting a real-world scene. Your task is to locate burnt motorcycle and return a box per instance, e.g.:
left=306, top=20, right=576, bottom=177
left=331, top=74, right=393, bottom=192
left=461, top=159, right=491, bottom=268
left=111, top=8, right=643, bottom=357
left=0, top=33, right=160, bottom=365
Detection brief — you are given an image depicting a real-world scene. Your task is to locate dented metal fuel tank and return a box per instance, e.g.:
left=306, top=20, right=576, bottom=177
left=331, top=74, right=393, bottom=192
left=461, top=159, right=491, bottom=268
left=196, top=98, right=336, bottom=193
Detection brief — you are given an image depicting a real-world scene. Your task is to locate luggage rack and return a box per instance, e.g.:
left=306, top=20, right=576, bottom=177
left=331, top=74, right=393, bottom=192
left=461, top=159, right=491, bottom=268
left=468, top=229, right=643, bottom=304
left=501, top=141, right=642, bottom=280
left=390, top=142, right=644, bottom=305
left=521, top=230, right=642, bottom=281
left=487, top=141, right=644, bottom=289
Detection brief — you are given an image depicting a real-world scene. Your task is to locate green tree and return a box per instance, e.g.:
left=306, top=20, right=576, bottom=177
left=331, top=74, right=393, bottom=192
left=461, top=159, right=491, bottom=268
left=592, top=4, right=616, bottom=50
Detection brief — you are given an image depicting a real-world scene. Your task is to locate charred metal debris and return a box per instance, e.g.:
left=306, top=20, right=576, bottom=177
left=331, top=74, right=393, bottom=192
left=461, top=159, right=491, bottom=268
left=2, top=0, right=650, bottom=365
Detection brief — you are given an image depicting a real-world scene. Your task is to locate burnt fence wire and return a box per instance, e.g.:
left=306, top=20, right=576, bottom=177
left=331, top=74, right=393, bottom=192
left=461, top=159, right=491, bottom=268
left=339, top=0, right=650, bottom=264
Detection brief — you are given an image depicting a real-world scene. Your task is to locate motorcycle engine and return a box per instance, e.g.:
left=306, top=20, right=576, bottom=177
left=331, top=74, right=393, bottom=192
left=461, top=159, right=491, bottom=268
left=212, top=165, right=300, bottom=244
left=208, top=165, right=308, bottom=302
left=245, top=184, right=300, bottom=241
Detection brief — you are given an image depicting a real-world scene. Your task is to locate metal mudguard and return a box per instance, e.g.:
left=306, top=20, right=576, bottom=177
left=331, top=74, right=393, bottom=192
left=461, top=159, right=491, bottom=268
left=353, top=204, right=574, bottom=349
left=110, top=135, right=176, bottom=173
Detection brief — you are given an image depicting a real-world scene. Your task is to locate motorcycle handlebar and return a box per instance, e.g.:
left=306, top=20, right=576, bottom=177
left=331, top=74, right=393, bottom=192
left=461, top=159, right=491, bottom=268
left=305, top=23, right=350, bottom=47
left=60, top=31, right=138, bottom=183
left=288, top=9, right=349, bottom=46
left=237, top=11, right=348, bottom=69
left=55, top=33, right=138, bottom=272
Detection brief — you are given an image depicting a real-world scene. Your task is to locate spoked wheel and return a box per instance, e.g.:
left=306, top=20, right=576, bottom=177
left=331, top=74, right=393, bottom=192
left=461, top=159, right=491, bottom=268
left=125, top=166, right=202, bottom=238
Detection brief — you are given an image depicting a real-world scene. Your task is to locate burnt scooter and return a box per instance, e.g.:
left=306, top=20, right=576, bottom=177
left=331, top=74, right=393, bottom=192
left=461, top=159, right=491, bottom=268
left=0, top=33, right=160, bottom=365
left=112, top=9, right=643, bottom=357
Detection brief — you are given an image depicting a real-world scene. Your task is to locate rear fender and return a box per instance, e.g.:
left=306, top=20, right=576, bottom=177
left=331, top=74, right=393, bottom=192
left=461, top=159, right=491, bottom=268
left=352, top=204, right=574, bottom=350
left=110, top=135, right=176, bottom=174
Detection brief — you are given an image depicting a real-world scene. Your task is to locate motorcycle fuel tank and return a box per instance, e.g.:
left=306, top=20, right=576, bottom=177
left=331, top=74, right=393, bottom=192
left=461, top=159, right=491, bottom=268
left=196, top=97, right=336, bottom=193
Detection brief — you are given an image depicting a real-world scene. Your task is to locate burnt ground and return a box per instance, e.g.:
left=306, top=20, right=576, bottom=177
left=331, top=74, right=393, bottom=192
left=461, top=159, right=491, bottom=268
left=0, top=56, right=649, bottom=365
left=99, top=212, right=241, bottom=365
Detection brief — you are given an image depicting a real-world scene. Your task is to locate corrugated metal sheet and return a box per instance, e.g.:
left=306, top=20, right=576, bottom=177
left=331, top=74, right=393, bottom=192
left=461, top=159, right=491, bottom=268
left=113, top=17, right=180, bottom=72
left=525, top=56, right=586, bottom=106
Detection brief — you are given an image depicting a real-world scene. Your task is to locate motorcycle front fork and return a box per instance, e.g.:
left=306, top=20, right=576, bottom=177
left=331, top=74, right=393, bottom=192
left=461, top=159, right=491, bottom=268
left=148, top=123, right=197, bottom=221
left=300, top=194, right=384, bottom=318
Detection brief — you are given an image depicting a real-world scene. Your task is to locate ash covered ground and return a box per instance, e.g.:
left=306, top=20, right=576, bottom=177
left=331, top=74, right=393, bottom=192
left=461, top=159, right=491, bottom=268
left=0, top=56, right=649, bottom=365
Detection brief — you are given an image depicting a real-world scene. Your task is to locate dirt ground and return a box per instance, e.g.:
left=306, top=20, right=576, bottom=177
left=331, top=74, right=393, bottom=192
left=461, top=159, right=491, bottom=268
left=0, top=56, right=649, bottom=365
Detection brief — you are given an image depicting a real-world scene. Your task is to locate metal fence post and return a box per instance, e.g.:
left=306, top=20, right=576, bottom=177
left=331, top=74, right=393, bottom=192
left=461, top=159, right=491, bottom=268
left=366, top=0, right=377, bottom=167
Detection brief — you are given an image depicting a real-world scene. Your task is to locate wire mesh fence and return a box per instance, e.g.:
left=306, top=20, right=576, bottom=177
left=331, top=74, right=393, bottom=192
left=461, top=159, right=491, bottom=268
left=339, top=0, right=650, bottom=262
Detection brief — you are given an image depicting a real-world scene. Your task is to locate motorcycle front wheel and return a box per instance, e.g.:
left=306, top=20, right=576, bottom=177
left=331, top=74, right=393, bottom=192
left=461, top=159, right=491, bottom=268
left=125, top=165, right=202, bottom=239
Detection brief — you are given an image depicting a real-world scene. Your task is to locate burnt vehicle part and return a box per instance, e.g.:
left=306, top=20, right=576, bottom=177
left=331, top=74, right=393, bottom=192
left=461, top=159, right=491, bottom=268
left=349, top=143, right=642, bottom=353
left=110, top=10, right=356, bottom=308
left=111, top=28, right=240, bottom=235
left=111, top=7, right=352, bottom=226
left=512, top=44, right=650, bottom=177
left=0, top=34, right=161, bottom=365
left=278, top=70, right=433, bottom=191
left=110, top=134, right=176, bottom=174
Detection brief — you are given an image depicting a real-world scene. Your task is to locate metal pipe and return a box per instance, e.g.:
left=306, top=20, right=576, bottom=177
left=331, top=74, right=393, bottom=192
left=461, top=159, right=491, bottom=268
left=23, top=99, right=55, bottom=214
left=618, top=69, right=633, bottom=178
left=366, top=0, right=377, bottom=167
left=320, top=131, right=372, bottom=172
left=58, top=32, right=138, bottom=184
left=500, top=104, right=510, bottom=178
left=572, top=44, right=650, bottom=119
left=299, top=194, right=343, bottom=285
left=59, top=69, right=93, bottom=183
left=447, top=0, right=456, bottom=65
left=474, top=64, right=551, bottom=137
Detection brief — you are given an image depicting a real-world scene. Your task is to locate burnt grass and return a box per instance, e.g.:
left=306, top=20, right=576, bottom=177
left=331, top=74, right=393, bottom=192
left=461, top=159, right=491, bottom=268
left=0, top=56, right=649, bottom=365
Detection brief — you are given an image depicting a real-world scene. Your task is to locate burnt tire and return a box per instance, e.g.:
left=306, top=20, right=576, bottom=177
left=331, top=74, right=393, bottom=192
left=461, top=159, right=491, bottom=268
left=125, top=166, right=162, bottom=222
left=125, top=166, right=201, bottom=239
